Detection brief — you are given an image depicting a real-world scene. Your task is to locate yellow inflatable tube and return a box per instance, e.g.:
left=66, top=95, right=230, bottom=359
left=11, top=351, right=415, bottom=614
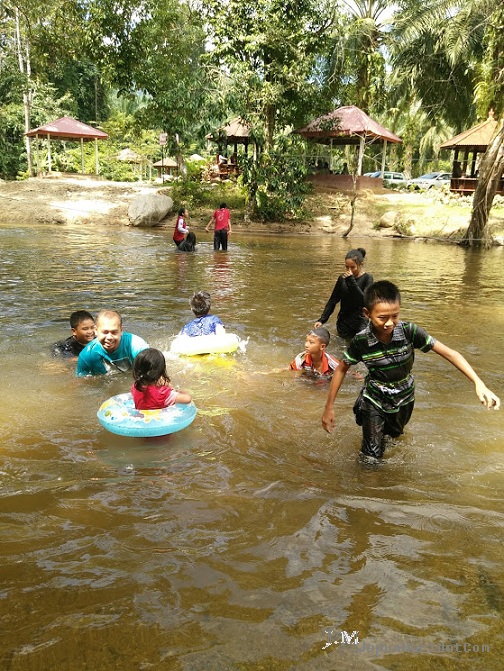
left=170, top=333, right=240, bottom=356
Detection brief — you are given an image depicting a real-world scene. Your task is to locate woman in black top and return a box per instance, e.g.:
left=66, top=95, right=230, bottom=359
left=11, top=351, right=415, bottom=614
left=314, top=248, right=373, bottom=339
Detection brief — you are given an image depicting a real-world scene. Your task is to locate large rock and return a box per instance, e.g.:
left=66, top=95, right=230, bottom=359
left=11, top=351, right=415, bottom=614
left=127, top=194, right=173, bottom=227
left=377, top=210, right=399, bottom=228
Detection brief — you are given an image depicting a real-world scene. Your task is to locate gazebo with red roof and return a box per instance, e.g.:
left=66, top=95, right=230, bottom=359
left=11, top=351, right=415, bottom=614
left=25, top=116, right=109, bottom=175
left=296, top=105, right=402, bottom=183
left=439, top=112, right=502, bottom=195
left=206, top=117, right=254, bottom=178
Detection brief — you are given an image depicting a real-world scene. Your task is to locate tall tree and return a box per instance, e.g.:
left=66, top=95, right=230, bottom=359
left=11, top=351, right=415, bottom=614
left=463, top=2, right=504, bottom=246
left=392, top=0, right=504, bottom=246
left=203, top=0, right=333, bottom=148
left=83, top=0, right=210, bottom=146
left=325, top=0, right=388, bottom=113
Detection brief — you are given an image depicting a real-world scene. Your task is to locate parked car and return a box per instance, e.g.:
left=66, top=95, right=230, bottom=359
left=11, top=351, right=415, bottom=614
left=409, top=172, right=451, bottom=189
left=368, top=170, right=408, bottom=187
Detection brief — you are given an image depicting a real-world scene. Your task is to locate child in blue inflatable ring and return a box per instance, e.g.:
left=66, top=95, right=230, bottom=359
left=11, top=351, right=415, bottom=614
left=131, top=348, right=192, bottom=410
left=180, top=291, right=225, bottom=337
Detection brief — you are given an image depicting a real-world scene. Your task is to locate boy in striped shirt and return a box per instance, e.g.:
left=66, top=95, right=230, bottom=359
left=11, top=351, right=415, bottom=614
left=322, top=281, right=500, bottom=460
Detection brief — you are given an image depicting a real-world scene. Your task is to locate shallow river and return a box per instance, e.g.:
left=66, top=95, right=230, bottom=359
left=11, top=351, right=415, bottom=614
left=1, top=221, right=503, bottom=671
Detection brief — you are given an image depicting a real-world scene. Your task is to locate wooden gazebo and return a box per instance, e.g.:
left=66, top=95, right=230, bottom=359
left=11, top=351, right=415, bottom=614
left=152, top=157, right=178, bottom=180
left=206, top=118, right=253, bottom=177
left=439, top=112, right=503, bottom=195
left=295, top=105, right=402, bottom=187
left=25, top=116, right=108, bottom=175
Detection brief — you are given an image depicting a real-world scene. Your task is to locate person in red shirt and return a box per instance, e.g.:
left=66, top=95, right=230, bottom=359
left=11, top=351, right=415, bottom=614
left=206, top=202, right=232, bottom=251
left=131, top=348, right=192, bottom=410
left=290, top=328, right=340, bottom=379
left=173, top=207, right=189, bottom=247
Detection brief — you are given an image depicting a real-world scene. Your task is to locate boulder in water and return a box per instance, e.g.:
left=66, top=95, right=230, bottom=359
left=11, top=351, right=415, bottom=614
left=127, top=194, right=173, bottom=227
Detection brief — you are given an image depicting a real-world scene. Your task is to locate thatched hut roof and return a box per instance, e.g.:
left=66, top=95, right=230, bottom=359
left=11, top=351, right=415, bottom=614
left=296, top=105, right=401, bottom=145
left=26, top=116, right=108, bottom=141
left=439, top=113, right=498, bottom=152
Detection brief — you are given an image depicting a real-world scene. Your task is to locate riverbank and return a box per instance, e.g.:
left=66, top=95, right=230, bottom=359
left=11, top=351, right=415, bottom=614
left=1, top=174, right=504, bottom=241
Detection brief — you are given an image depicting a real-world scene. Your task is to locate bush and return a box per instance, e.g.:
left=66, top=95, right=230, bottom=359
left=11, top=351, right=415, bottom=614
left=240, top=136, right=311, bottom=221
left=171, top=169, right=246, bottom=212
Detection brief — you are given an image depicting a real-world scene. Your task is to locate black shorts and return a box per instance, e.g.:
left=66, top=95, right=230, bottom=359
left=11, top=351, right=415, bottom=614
left=353, top=390, right=414, bottom=458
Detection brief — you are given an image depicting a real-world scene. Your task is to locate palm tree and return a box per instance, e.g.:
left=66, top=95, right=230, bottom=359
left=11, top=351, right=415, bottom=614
left=391, top=0, right=504, bottom=246
left=326, top=0, right=390, bottom=112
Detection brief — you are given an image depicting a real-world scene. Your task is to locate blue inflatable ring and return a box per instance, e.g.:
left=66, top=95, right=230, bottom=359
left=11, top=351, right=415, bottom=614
left=97, top=393, right=197, bottom=437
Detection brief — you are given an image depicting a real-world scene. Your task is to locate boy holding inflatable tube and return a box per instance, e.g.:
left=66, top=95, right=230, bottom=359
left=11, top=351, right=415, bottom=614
left=180, top=291, right=225, bottom=337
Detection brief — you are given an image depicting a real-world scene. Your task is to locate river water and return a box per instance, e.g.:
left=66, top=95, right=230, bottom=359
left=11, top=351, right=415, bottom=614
left=1, top=221, right=503, bottom=670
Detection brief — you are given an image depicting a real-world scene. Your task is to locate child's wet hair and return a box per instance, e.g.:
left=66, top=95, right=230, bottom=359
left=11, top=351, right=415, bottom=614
left=190, top=291, right=211, bottom=316
left=309, top=327, right=330, bottom=345
left=364, top=280, right=401, bottom=310
left=70, top=310, right=94, bottom=329
left=132, top=348, right=169, bottom=391
left=345, top=248, right=366, bottom=265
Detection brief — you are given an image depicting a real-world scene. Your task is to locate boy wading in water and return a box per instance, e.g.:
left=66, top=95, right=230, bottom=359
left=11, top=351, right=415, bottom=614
left=321, top=281, right=500, bottom=461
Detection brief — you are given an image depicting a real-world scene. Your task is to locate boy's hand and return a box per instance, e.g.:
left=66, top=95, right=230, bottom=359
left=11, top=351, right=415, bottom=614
left=476, top=382, right=500, bottom=409
left=322, top=407, right=335, bottom=433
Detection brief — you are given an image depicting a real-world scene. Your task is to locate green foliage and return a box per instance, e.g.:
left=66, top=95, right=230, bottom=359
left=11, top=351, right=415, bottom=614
left=325, top=1, right=388, bottom=113
left=0, top=80, right=73, bottom=178
left=203, top=0, right=333, bottom=146
left=474, top=3, right=504, bottom=117
left=240, top=136, right=311, bottom=221
left=169, top=170, right=246, bottom=212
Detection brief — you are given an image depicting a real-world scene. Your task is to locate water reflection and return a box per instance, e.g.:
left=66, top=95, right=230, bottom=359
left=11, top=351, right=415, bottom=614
left=0, top=224, right=503, bottom=670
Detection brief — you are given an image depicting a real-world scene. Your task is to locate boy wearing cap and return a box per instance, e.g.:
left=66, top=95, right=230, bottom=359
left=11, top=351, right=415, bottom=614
left=290, top=327, right=340, bottom=379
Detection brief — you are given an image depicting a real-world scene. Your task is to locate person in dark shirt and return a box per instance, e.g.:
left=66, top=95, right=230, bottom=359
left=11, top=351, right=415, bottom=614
left=52, top=310, right=95, bottom=358
left=315, top=248, right=373, bottom=339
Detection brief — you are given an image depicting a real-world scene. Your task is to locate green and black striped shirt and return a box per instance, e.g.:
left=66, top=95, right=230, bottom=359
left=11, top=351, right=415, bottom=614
left=343, top=321, right=436, bottom=413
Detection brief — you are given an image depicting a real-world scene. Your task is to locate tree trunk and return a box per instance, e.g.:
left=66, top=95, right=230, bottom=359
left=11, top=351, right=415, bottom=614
left=265, top=104, right=276, bottom=151
left=343, top=155, right=358, bottom=237
left=462, top=120, right=504, bottom=248
left=15, top=7, right=33, bottom=176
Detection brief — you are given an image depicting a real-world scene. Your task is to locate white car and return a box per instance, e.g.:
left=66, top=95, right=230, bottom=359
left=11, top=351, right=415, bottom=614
left=409, top=172, right=451, bottom=189
left=369, top=170, right=408, bottom=186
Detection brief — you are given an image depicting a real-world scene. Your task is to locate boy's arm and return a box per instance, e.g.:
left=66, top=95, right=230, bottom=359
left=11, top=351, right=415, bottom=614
left=205, top=216, right=214, bottom=232
left=432, top=341, right=500, bottom=409
left=322, top=361, right=350, bottom=432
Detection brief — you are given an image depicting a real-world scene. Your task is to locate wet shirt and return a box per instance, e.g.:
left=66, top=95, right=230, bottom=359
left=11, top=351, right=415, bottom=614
left=173, top=216, right=188, bottom=243
left=213, top=208, right=231, bottom=231
left=180, top=315, right=223, bottom=337
left=76, top=332, right=149, bottom=376
left=319, top=272, right=374, bottom=338
left=51, top=336, right=85, bottom=358
left=290, top=351, right=340, bottom=378
left=343, top=321, right=435, bottom=412
left=130, top=384, right=178, bottom=410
